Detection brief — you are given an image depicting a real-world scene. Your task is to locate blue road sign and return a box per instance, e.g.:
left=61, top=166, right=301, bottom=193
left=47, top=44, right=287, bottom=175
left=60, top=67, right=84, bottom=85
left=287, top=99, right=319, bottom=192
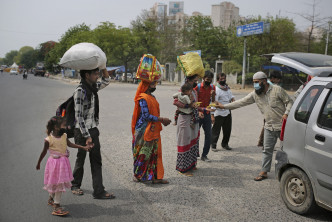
left=184, top=50, right=201, bottom=57
left=236, top=21, right=266, bottom=37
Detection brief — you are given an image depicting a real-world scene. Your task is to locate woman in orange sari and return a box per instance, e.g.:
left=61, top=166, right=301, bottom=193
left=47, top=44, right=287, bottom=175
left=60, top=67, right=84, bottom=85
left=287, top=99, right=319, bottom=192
left=131, top=80, right=171, bottom=184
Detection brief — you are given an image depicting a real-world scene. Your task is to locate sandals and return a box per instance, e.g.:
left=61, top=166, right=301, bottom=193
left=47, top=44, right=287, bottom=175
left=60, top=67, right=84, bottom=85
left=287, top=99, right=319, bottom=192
left=152, top=179, right=169, bottom=184
left=52, top=206, right=69, bottom=216
left=93, top=191, right=116, bottom=199
left=178, top=171, right=193, bottom=177
left=71, top=188, right=84, bottom=195
left=48, top=197, right=55, bottom=206
left=254, top=174, right=268, bottom=181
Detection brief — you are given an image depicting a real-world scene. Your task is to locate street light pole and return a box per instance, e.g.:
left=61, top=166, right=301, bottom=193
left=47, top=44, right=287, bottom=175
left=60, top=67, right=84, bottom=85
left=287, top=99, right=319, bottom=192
left=325, top=22, right=331, bottom=55
left=241, top=37, right=246, bottom=89
left=247, top=53, right=250, bottom=73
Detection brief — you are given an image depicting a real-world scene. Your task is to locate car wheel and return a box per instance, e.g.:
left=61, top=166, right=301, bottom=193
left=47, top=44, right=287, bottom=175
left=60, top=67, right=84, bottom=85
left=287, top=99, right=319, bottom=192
left=280, top=167, right=317, bottom=214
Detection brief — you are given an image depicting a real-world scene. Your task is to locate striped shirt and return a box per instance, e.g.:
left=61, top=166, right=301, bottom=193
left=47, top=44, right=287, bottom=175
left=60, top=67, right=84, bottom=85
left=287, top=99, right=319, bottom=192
left=74, top=77, right=111, bottom=138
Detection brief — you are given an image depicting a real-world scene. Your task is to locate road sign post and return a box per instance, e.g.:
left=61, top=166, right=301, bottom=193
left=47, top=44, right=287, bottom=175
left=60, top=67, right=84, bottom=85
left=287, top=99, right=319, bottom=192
left=236, top=21, right=270, bottom=88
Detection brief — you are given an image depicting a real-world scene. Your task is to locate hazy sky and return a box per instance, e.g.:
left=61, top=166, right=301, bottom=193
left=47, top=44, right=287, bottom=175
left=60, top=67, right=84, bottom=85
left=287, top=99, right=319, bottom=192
left=0, top=0, right=331, bottom=58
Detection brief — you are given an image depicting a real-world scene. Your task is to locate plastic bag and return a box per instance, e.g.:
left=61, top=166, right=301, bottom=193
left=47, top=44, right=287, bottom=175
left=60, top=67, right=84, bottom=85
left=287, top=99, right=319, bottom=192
left=136, top=54, right=161, bottom=82
left=177, top=52, right=204, bottom=78
left=59, top=43, right=107, bottom=70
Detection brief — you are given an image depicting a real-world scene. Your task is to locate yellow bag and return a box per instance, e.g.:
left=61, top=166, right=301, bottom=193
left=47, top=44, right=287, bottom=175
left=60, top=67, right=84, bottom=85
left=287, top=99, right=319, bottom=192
left=136, top=54, right=161, bottom=82
left=177, top=52, right=204, bottom=78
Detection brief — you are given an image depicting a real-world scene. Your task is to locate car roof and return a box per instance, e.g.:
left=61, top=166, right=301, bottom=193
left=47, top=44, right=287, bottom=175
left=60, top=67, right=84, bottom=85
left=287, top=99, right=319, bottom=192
left=263, top=52, right=332, bottom=76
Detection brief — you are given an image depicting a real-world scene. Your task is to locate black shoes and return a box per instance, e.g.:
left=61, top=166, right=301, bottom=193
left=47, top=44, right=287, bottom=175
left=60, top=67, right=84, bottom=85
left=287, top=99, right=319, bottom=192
left=211, top=147, right=217, bottom=152
left=201, top=156, right=211, bottom=162
left=222, top=145, right=232, bottom=150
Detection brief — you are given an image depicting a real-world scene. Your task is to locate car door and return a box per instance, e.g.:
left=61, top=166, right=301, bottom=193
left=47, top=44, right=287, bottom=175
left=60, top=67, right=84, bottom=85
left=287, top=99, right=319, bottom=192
left=304, top=83, right=332, bottom=207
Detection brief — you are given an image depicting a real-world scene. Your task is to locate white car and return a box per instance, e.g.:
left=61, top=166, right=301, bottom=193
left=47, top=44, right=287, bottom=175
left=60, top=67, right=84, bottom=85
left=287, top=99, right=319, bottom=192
left=10, top=69, right=18, bottom=75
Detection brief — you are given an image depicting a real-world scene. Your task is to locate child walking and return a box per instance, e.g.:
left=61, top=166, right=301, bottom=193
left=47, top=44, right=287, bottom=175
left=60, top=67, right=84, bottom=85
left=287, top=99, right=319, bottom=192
left=36, top=116, right=91, bottom=216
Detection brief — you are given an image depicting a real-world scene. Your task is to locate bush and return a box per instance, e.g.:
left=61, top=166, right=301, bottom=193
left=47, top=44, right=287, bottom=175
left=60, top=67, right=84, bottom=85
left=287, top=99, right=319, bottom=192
left=223, top=60, right=242, bottom=74
left=237, top=72, right=254, bottom=84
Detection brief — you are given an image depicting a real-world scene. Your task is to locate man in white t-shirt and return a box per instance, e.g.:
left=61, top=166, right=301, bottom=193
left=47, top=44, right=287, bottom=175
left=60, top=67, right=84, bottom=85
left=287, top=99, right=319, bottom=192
left=211, top=73, right=235, bottom=151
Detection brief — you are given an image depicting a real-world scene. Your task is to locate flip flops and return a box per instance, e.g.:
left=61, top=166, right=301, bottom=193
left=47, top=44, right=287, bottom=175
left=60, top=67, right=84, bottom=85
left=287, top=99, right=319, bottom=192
left=152, top=179, right=169, bottom=184
left=178, top=171, right=193, bottom=177
left=254, top=174, right=268, bottom=181
left=93, top=191, right=116, bottom=199
left=71, top=188, right=84, bottom=195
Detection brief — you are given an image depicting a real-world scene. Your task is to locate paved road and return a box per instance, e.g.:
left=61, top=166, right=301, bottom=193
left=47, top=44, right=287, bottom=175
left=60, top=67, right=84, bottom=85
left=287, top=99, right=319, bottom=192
left=0, top=73, right=331, bottom=221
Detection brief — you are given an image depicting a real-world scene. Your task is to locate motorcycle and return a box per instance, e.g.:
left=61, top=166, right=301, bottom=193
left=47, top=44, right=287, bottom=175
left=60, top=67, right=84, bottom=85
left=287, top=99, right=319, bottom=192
left=23, top=73, right=28, bottom=79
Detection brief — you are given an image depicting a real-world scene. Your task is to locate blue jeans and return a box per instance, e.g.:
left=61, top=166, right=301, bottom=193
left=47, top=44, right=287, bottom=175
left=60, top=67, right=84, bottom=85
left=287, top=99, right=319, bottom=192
left=262, top=129, right=280, bottom=172
left=199, top=111, right=212, bottom=157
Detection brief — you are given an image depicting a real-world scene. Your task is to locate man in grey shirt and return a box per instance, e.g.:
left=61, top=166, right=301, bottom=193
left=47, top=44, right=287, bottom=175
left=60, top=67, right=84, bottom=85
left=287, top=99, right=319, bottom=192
left=216, top=71, right=293, bottom=181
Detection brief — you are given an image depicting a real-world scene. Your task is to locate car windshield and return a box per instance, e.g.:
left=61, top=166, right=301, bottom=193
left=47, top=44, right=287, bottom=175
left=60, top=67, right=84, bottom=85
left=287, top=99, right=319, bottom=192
left=280, top=53, right=332, bottom=67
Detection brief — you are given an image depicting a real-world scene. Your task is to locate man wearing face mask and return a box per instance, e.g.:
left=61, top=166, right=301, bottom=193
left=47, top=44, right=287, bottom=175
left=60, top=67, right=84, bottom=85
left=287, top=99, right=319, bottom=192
left=194, top=71, right=215, bottom=162
left=258, top=71, right=283, bottom=148
left=215, top=71, right=293, bottom=181
left=211, top=73, right=235, bottom=152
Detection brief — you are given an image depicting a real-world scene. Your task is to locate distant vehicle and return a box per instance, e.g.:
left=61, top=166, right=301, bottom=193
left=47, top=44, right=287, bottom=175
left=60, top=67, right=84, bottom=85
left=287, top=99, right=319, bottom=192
left=121, top=73, right=133, bottom=82
left=265, top=52, right=332, bottom=215
left=34, top=62, right=45, bottom=77
left=10, top=69, right=18, bottom=75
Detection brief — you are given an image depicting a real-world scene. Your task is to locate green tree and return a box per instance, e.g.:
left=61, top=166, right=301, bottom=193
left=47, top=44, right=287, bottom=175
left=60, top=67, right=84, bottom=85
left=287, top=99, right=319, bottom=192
left=225, top=16, right=299, bottom=72
left=20, top=49, right=38, bottom=69
left=4, top=50, right=18, bottom=65
left=182, top=15, right=228, bottom=67
left=46, top=23, right=92, bottom=71
left=112, top=27, right=143, bottom=81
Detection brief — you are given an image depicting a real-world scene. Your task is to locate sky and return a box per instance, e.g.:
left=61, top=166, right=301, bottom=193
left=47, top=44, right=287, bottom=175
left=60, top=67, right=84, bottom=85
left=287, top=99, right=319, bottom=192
left=0, top=0, right=331, bottom=58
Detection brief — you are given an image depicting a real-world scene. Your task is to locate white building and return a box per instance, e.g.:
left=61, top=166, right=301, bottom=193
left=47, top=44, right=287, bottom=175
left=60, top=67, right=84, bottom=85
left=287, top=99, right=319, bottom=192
left=211, top=1, right=240, bottom=29
left=306, top=26, right=324, bottom=42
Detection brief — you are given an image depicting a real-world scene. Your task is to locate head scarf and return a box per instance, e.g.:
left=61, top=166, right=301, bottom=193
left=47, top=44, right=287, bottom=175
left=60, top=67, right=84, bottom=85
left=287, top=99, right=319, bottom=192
left=131, top=80, right=150, bottom=136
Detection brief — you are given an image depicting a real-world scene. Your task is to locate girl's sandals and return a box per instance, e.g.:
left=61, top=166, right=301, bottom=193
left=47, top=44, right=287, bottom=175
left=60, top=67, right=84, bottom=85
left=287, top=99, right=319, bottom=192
left=48, top=197, right=55, bottom=206
left=52, top=206, right=69, bottom=216
left=178, top=171, right=193, bottom=177
left=152, top=179, right=169, bottom=184
left=71, top=188, right=84, bottom=195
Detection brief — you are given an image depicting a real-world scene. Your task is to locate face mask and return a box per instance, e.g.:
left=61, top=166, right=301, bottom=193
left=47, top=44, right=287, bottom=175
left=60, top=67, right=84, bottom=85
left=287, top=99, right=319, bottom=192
left=192, top=82, right=197, bottom=88
left=149, top=87, right=156, bottom=93
left=204, top=81, right=211, bottom=86
left=254, top=82, right=265, bottom=95
left=219, top=80, right=226, bottom=85
left=57, top=128, right=66, bottom=136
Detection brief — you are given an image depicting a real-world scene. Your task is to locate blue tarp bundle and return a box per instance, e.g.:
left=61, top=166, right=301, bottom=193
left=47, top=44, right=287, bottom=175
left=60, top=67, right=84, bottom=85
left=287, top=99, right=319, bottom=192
left=106, top=66, right=125, bottom=72
left=262, top=65, right=299, bottom=74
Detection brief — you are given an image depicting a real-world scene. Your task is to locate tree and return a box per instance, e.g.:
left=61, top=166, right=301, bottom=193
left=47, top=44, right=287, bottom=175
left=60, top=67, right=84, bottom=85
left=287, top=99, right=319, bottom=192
left=225, top=16, right=299, bottom=72
left=20, top=49, right=37, bottom=69
left=182, top=16, right=228, bottom=67
left=291, top=0, right=328, bottom=52
left=46, top=23, right=92, bottom=71
left=112, top=27, right=143, bottom=82
left=3, top=50, right=18, bottom=65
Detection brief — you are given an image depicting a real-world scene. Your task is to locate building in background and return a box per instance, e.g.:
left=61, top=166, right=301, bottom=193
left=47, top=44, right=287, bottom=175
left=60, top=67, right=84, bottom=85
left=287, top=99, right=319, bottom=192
left=149, top=3, right=168, bottom=30
left=211, top=1, right=240, bottom=29
left=169, top=1, right=184, bottom=16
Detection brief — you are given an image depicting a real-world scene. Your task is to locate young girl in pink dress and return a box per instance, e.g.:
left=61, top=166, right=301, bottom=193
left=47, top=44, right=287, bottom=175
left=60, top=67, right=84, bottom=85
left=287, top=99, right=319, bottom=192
left=36, top=116, right=91, bottom=216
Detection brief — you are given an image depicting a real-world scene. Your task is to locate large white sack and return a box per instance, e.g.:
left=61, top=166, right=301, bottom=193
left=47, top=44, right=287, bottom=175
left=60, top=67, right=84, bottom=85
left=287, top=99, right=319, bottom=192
left=59, top=43, right=107, bottom=70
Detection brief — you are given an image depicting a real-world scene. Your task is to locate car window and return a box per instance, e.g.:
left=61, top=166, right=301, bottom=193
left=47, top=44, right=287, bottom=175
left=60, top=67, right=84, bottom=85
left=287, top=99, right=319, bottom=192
left=317, top=90, right=332, bottom=131
left=295, top=85, right=323, bottom=124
